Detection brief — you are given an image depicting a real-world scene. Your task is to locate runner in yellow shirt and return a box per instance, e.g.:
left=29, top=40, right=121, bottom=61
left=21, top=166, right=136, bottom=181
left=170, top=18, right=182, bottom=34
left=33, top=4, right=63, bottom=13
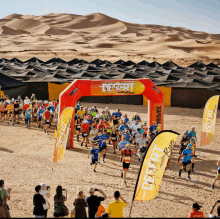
left=106, top=191, right=127, bottom=218
left=77, top=106, right=85, bottom=121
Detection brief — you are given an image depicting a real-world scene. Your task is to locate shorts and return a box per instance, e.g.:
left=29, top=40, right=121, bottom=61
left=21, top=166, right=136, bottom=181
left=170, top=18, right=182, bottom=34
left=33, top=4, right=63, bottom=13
left=102, top=145, right=107, bottom=150
left=100, top=147, right=103, bottom=152
left=112, top=138, right=117, bottom=142
left=4, top=111, right=7, bottom=114
left=76, top=125, right=81, bottom=131
left=25, top=118, right=31, bottom=124
left=123, top=161, right=130, bottom=170
left=14, top=110, right=19, bottom=115
left=82, top=133, right=89, bottom=138
left=45, top=120, right=50, bottom=125
left=38, top=117, right=42, bottom=121
left=113, top=120, right=118, bottom=125
left=92, top=159, right=98, bottom=165
left=51, top=114, right=54, bottom=118
left=191, top=155, right=196, bottom=157
left=180, top=147, right=186, bottom=152
left=182, top=161, right=191, bottom=166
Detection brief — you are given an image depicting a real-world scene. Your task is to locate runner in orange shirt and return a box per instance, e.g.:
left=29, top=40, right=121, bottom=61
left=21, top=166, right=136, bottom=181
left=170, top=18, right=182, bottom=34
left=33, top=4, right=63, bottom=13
left=7, top=102, right=14, bottom=125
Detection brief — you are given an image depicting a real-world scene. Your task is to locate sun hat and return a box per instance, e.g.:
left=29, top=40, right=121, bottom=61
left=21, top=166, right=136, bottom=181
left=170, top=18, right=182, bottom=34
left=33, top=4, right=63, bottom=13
left=144, top=121, right=147, bottom=124
left=88, top=187, right=95, bottom=193
left=187, top=143, right=193, bottom=148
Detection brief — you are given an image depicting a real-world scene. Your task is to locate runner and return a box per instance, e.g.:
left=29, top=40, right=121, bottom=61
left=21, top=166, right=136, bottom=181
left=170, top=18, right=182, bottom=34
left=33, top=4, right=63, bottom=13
left=92, top=130, right=103, bottom=164
left=211, top=159, right=220, bottom=190
left=121, top=144, right=134, bottom=186
left=32, top=104, right=38, bottom=124
left=13, top=100, right=20, bottom=124
left=77, top=106, right=85, bottom=122
left=110, top=127, right=118, bottom=154
left=191, top=138, right=197, bottom=172
left=178, top=131, right=190, bottom=165
left=90, top=126, right=98, bottom=146
left=137, top=134, right=147, bottom=161
left=75, top=117, right=81, bottom=142
left=112, top=109, right=122, bottom=126
left=100, top=129, right=110, bottom=163
left=37, top=106, right=44, bottom=128
left=81, top=120, right=90, bottom=148
left=88, top=142, right=100, bottom=172
left=7, top=101, right=14, bottom=125
left=43, top=107, right=51, bottom=135
left=25, top=107, right=32, bottom=128
left=133, top=113, right=141, bottom=123
left=188, top=127, right=197, bottom=143
left=133, top=128, right=141, bottom=157
left=122, top=130, right=131, bottom=142
left=97, top=120, right=106, bottom=133
left=0, top=102, right=5, bottom=122
left=149, top=121, right=157, bottom=135
left=179, top=143, right=193, bottom=180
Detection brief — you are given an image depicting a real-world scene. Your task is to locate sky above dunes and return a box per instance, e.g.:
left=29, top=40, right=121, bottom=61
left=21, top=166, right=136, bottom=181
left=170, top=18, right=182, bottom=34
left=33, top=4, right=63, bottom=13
left=1, top=0, right=220, bottom=34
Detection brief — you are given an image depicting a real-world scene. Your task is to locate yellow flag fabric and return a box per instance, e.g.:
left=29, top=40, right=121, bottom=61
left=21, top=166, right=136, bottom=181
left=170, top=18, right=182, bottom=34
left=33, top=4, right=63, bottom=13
left=133, top=130, right=179, bottom=201
left=201, top=96, right=219, bottom=146
left=53, top=107, right=74, bottom=162
left=53, top=130, right=57, bottom=139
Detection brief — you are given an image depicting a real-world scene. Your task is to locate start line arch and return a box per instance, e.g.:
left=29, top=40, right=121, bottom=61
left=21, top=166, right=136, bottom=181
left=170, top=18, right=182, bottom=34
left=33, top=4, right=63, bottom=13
left=59, top=79, right=164, bottom=148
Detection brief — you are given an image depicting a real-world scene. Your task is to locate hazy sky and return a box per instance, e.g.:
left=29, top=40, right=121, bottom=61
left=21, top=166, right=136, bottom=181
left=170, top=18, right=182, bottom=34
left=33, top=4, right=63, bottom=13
left=1, top=0, right=220, bottom=34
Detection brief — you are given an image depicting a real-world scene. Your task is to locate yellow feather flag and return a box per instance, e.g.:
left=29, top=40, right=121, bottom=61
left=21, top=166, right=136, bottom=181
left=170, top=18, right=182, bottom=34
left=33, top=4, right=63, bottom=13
left=53, top=130, right=57, bottom=139
left=201, top=95, right=219, bottom=146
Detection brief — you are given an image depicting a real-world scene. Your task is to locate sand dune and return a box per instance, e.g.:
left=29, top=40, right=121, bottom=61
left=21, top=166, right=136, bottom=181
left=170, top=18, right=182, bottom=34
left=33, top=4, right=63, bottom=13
left=0, top=12, right=220, bottom=65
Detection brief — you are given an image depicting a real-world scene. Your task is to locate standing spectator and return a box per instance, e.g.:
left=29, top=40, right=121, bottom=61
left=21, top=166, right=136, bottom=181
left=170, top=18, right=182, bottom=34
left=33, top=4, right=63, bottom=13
left=95, top=205, right=106, bottom=218
left=33, top=185, right=46, bottom=218
left=54, top=185, right=68, bottom=218
left=189, top=203, right=204, bottom=218
left=0, top=180, right=11, bottom=218
left=85, top=188, right=107, bottom=218
left=106, top=191, right=127, bottom=218
left=209, top=200, right=220, bottom=218
left=73, top=190, right=87, bottom=218
left=25, top=107, right=32, bottom=128
left=40, top=183, right=51, bottom=218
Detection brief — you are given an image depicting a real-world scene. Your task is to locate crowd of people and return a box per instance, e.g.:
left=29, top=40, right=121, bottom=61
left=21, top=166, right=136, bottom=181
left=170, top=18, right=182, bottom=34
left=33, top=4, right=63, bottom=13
left=0, top=95, right=219, bottom=218
left=0, top=94, right=59, bottom=134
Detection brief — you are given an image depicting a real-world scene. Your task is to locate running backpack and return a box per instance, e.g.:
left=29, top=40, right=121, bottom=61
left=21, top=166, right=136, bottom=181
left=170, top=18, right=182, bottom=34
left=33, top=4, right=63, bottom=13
left=122, top=149, right=131, bottom=157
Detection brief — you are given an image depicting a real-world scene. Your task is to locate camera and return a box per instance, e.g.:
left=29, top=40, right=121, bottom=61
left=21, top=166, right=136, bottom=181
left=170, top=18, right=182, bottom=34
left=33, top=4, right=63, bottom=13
left=46, top=186, right=50, bottom=190
left=217, top=200, right=220, bottom=203
left=95, top=189, right=99, bottom=191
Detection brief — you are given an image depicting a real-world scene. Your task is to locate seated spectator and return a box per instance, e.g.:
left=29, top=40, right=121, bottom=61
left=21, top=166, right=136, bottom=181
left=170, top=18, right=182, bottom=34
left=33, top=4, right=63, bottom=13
left=40, top=183, right=51, bottom=218
left=0, top=179, right=11, bottom=218
left=85, top=188, right=107, bottom=218
left=190, top=203, right=204, bottom=218
left=106, top=191, right=127, bottom=218
left=73, top=191, right=87, bottom=218
left=54, top=185, right=68, bottom=218
left=209, top=200, right=220, bottom=218
left=33, top=185, right=46, bottom=218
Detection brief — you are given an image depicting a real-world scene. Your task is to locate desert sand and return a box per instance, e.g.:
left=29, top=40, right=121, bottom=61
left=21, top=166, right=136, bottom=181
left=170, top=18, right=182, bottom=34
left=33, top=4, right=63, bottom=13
left=1, top=103, right=220, bottom=218
left=0, top=13, right=220, bottom=66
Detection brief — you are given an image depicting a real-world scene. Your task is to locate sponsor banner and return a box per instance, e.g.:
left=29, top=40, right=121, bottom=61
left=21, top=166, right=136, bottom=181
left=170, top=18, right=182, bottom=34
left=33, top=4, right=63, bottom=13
left=133, top=130, right=179, bottom=201
left=91, top=80, right=145, bottom=96
left=53, top=107, right=74, bottom=162
left=201, top=95, right=219, bottom=146
left=150, top=103, right=163, bottom=126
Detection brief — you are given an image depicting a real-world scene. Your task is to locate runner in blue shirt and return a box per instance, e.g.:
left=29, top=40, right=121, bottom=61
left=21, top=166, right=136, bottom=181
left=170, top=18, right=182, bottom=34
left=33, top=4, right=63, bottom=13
left=25, top=107, right=32, bottom=128
left=100, top=130, right=110, bottom=163
left=118, top=136, right=130, bottom=151
left=122, top=130, right=131, bottom=142
left=37, top=106, right=44, bottom=129
left=212, top=159, right=220, bottom=190
left=179, top=144, right=193, bottom=180
left=88, top=142, right=100, bottom=172
left=149, top=121, right=157, bottom=134
left=188, top=127, right=197, bottom=143
left=92, top=131, right=103, bottom=163
left=119, top=121, right=129, bottom=133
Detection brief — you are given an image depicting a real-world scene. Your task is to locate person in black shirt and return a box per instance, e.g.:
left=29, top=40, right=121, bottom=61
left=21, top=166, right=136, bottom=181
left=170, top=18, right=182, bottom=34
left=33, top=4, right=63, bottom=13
left=138, top=141, right=149, bottom=163
left=13, top=100, right=20, bottom=124
left=33, top=185, right=46, bottom=218
left=85, top=187, right=107, bottom=218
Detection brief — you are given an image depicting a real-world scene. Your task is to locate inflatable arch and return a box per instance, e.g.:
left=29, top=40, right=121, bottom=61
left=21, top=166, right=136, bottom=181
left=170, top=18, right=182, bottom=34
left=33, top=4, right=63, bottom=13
left=59, top=79, right=164, bottom=148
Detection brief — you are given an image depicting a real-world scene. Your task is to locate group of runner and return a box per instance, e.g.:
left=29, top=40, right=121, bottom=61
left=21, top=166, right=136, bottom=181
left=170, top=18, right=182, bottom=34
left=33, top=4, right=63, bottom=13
left=74, top=101, right=162, bottom=186
left=0, top=94, right=59, bottom=135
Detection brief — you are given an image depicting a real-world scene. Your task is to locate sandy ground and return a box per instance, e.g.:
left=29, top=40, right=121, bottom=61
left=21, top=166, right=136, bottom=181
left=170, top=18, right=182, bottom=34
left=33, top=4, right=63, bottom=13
left=0, top=13, right=220, bottom=66
left=1, top=103, right=220, bottom=217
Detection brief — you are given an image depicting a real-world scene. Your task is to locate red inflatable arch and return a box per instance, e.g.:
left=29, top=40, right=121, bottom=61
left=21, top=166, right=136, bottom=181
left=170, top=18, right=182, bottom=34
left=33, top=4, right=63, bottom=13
left=59, top=79, right=164, bottom=148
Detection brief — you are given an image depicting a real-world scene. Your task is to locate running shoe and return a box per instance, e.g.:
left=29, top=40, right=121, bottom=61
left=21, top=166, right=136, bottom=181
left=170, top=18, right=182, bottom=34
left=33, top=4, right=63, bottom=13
left=103, top=160, right=105, bottom=163
left=124, top=181, right=127, bottom=186
left=81, top=142, right=83, bottom=147
left=121, top=171, right=123, bottom=178
left=188, top=176, right=191, bottom=181
left=192, top=169, right=194, bottom=173
left=212, top=184, right=215, bottom=190
left=177, top=161, right=179, bottom=165
left=85, top=144, right=88, bottom=148
left=7, top=122, right=9, bottom=125
left=77, top=138, right=79, bottom=142
left=90, top=162, right=92, bottom=165
left=93, top=169, right=97, bottom=173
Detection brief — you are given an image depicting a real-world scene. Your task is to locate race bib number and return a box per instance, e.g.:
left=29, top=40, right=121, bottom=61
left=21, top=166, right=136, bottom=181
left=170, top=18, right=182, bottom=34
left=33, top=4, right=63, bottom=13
left=124, top=157, right=131, bottom=163
left=77, top=126, right=80, bottom=128
left=83, top=133, right=88, bottom=136
left=40, top=114, right=43, bottom=116
left=112, top=137, right=116, bottom=140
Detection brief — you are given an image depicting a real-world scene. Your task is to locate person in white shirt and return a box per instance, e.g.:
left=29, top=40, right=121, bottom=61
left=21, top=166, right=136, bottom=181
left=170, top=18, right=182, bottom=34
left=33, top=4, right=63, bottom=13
left=40, top=183, right=51, bottom=218
left=24, top=97, right=29, bottom=105
left=130, top=121, right=139, bottom=135
left=90, top=126, right=98, bottom=145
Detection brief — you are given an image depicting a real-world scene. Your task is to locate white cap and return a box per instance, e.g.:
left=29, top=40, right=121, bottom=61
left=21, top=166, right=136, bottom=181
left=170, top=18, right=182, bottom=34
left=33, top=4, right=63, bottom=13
left=88, top=187, right=95, bottom=193
left=144, top=121, right=147, bottom=124
left=40, top=183, right=46, bottom=190
left=12, top=98, right=15, bottom=101
left=105, top=107, right=108, bottom=110
left=84, top=120, right=89, bottom=123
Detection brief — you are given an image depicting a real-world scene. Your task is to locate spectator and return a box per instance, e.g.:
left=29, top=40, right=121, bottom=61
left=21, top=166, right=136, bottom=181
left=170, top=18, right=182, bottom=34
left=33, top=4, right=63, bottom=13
left=54, top=185, right=68, bottom=218
left=25, top=107, right=32, bottom=128
left=138, top=141, right=149, bottom=162
left=189, top=203, right=204, bottom=218
left=85, top=188, right=107, bottom=218
left=73, top=190, right=87, bottom=218
left=106, top=191, right=127, bottom=218
left=40, top=183, right=51, bottom=218
left=33, top=185, right=46, bottom=218
left=209, top=200, right=220, bottom=218
left=0, top=180, right=11, bottom=218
